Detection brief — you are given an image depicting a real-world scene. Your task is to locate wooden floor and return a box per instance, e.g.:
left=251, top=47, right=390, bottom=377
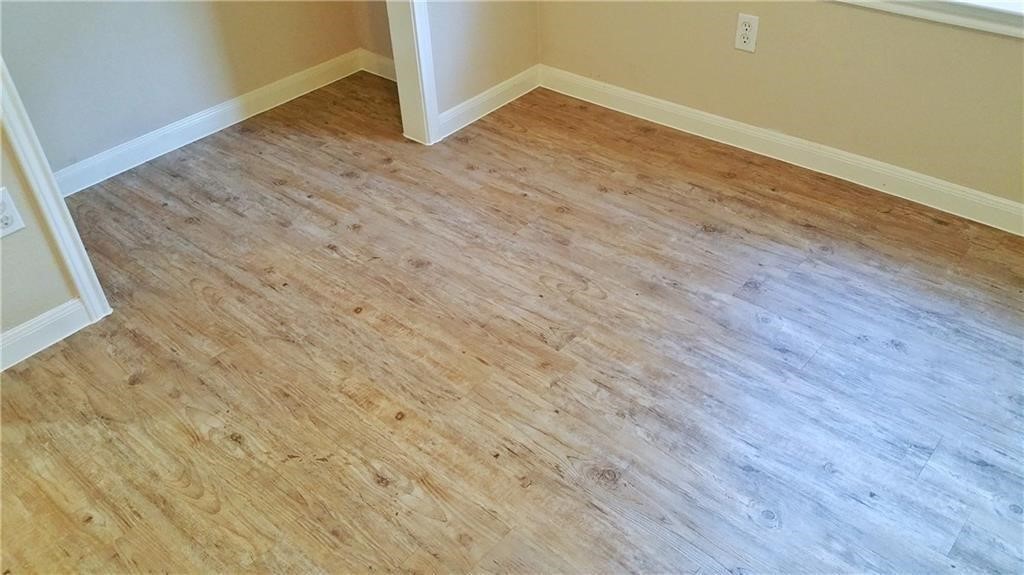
left=3, top=72, right=1023, bottom=573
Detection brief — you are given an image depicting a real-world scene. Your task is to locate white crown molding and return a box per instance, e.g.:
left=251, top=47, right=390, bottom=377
left=437, top=65, right=541, bottom=142
left=2, top=59, right=113, bottom=327
left=537, top=65, right=1022, bottom=236
left=0, top=300, right=90, bottom=370
left=54, top=49, right=367, bottom=197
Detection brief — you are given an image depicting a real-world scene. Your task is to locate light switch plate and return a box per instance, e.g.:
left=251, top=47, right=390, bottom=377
left=1, top=186, right=27, bottom=238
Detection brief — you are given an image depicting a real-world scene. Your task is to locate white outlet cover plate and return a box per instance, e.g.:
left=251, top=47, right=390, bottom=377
left=735, top=13, right=760, bottom=53
left=0, top=186, right=27, bottom=238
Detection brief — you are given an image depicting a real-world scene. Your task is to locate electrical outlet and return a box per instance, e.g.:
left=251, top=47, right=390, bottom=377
left=0, top=187, right=26, bottom=238
left=735, top=13, right=759, bottom=53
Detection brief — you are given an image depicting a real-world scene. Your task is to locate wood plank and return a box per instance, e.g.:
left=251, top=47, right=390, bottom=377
left=3, top=72, right=1021, bottom=573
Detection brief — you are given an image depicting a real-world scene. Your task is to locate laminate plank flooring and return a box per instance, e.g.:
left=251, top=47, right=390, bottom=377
left=3, top=72, right=1022, bottom=573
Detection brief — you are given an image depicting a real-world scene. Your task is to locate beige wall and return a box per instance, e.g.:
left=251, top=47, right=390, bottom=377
left=539, top=1, right=1024, bottom=202
left=429, top=1, right=539, bottom=111
left=0, top=134, right=77, bottom=330
left=1, top=1, right=362, bottom=173
left=3, top=0, right=1017, bottom=202
left=356, top=0, right=394, bottom=59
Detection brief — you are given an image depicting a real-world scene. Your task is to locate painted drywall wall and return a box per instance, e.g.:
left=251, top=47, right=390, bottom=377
left=539, top=1, right=1024, bottom=203
left=356, top=0, right=394, bottom=59
left=1, top=1, right=361, bottom=173
left=429, top=1, right=539, bottom=112
left=0, top=134, right=77, bottom=331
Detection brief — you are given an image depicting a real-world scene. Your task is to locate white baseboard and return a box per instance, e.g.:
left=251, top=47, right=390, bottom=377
left=437, top=65, right=541, bottom=142
left=536, top=65, right=1023, bottom=236
left=359, top=48, right=397, bottom=82
left=52, top=50, right=1022, bottom=236
left=55, top=49, right=396, bottom=198
left=1, top=299, right=92, bottom=371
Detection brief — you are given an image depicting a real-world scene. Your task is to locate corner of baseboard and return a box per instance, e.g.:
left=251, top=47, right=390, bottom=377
left=359, top=49, right=397, bottom=82
left=436, top=64, right=542, bottom=142
left=0, top=299, right=93, bottom=371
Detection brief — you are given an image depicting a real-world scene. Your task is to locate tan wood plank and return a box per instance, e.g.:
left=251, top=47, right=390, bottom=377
left=3, top=72, right=1021, bottom=573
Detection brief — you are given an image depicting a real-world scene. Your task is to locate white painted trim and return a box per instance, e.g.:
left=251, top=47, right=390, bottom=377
left=537, top=65, right=1023, bottom=236
left=54, top=49, right=368, bottom=197
left=0, top=300, right=90, bottom=370
left=837, top=1, right=1024, bottom=38
left=386, top=0, right=442, bottom=144
left=437, top=65, right=540, bottom=141
left=359, top=48, right=397, bottom=82
left=2, top=60, right=113, bottom=323
left=39, top=38, right=1022, bottom=236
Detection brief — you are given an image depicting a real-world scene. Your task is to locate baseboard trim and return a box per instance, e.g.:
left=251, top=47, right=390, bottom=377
left=1, top=299, right=92, bottom=371
left=56, top=49, right=397, bottom=197
left=359, top=48, right=397, bottom=82
left=437, top=65, right=541, bottom=142
left=537, top=65, right=1023, bottom=236
left=52, top=53, right=1022, bottom=236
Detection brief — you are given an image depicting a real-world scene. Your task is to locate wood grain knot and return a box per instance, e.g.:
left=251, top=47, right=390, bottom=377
left=756, top=508, right=780, bottom=529
left=587, top=465, right=622, bottom=487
